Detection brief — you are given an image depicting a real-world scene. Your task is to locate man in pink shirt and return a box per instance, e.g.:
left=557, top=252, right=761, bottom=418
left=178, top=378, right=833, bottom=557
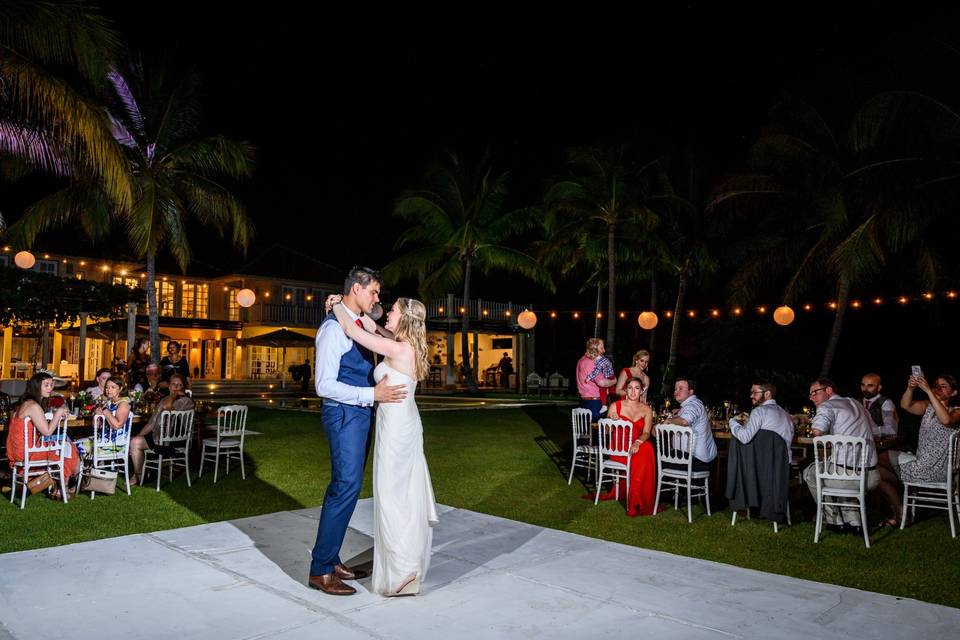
left=576, top=338, right=616, bottom=420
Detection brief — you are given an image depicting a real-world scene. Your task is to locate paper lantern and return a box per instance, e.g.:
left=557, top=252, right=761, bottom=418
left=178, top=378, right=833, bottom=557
left=637, top=311, right=658, bottom=330
left=14, top=250, right=35, bottom=269
left=517, top=310, right=537, bottom=329
left=773, top=305, right=795, bottom=326
left=237, top=288, right=256, bottom=308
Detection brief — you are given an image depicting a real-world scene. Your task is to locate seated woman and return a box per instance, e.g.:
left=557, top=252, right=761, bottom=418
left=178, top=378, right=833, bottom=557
left=128, top=374, right=194, bottom=484
left=74, top=377, right=132, bottom=462
left=590, top=378, right=658, bottom=516
left=876, top=373, right=960, bottom=526
left=615, top=350, right=651, bottom=401
left=6, top=371, right=82, bottom=499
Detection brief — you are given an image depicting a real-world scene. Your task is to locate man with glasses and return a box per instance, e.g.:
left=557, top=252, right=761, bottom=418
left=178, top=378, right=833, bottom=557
left=729, top=382, right=794, bottom=462
left=803, top=378, right=880, bottom=536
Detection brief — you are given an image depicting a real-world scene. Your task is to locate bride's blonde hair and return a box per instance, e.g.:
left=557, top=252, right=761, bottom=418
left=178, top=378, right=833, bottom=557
left=393, top=298, right=430, bottom=381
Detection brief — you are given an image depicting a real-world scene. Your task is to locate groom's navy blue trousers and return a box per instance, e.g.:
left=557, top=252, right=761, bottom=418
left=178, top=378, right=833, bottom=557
left=310, top=400, right=372, bottom=576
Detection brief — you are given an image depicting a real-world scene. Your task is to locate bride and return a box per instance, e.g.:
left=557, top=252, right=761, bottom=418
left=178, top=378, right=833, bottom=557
left=333, top=297, right=439, bottom=596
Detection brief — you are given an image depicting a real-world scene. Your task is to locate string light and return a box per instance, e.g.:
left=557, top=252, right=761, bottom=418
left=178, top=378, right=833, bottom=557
left=550, top=311, right=557, bottom=318
left=898, top=296, right=908, bottom=304
left=619, top=311, right=626, bottom=318
left=803, top=304, right=812, bottom=311
left=828, top=302, right=838, bottom=310
left=596, top=312, right=602, bottom=319
left=710, top=309, right=720, bottom=317
left=687, top=310, right=696, bottom=318
left=923, top=292, right=934, bottom=300
left=664, top=310, right=673, bottom=318
left=573, top=312, right=580, bottom=319
left=733, top=308, right=742, bottom=316
left=757, top=306, right=767, bottom=314
left=851, top=300, right=861, bottom=309
left=874, top=298, right=883, bottom=305
left=948, top=292, right=958, bottom=299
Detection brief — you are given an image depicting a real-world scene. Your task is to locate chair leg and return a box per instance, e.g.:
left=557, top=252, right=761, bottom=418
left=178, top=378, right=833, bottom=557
left=731, top=510, right=737, bottom=526
left=860, top=501, right=870, bottom=549
left=567, top=452, right=577, bottom=485
left=786, top=498, right=792, bottom=526
left=156, top=456, right=163, bottom=491
left=814, top=492, right=823, bottom=543
left=686, top=480, right=693, bottom=523
left=213, top=444, right=220, bottom=483
left=594, top=467, right=603, bottom=506
left=185, top=453, right=192, bottom=488
left=10, top=469, right=16, bottom=504
left=653, top=476, right=662, bottom=515
left=239, top=446, right=246, bottom=480
left=900, top=485, right=909, bottom=529
left=947, top=486, right=956, bottom=539
left=704, top=479, right=712, bottom=516
left=199, top=443, right=207, bottom=478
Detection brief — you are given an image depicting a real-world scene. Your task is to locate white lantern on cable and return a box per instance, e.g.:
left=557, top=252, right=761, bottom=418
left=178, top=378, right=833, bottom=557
left=773, top=305, right=795, bottom=326
left=637, top=311, right=658, bottom=330
left=14, top=250, right=36, bottom=269
left=517, top=309, right=537, bottom=329
left=237, top=288, right=257, bottom=308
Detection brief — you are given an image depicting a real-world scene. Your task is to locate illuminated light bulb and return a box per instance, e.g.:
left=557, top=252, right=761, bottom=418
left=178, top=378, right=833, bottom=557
left=664, top=311, right=673, bottom=318
left=828, top=302, right=838, bottom=310
left=573, top=312, right=580, bottom=319
left=851, top=300, right=861, bottom=309
left=874, top=298, right=882, bottom=305
left=923, top=292, right=934, bottom=300
left=898, top=296, right=908, bottom=304
left=710, top=309, right=720, bottom=317
left=947, top=292, right=958, bottom=299
left=758, top=306, right=767, bottom=314
left=803, top=304, right=812, bottom=311
left=733, top=308, right=742, bottom=316
left=482, top=309, right=488, bottom=315
left=438, top=307, right=444, bottom=313
left=688, top=310, right=696, bottom=318
left=504, top=310, right=511, bottom=317
left=550, top=311, right=557, bottom=318
left=619, top=311, right=626, bottom=318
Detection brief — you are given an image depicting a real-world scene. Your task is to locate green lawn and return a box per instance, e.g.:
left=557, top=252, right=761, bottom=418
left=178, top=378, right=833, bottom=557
left=3, top=405, right=958, bottom=608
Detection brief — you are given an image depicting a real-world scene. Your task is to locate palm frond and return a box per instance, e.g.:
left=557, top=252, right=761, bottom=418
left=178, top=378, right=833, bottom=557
left=166, top=136, right=255, bottom=179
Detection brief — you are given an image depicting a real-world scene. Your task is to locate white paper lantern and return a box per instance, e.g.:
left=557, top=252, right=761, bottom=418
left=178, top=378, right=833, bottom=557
left=638, top=311, right=658, bottom=330
left=517, top=310, right=537, bottom=330
left=773, top=305, right=795, bottom=326
left=237, top=288, right=256, bottom=308
left=14, top=250, right=36, bottom=269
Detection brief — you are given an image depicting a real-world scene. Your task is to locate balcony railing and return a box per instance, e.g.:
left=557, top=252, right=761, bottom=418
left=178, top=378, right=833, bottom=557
left=244, top=303, right=325, bottom=326
left=426, top=297, right=523, bottom=324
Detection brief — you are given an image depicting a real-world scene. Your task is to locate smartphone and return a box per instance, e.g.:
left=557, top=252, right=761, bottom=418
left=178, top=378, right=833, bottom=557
left=911, top=365, right=923, bottom=379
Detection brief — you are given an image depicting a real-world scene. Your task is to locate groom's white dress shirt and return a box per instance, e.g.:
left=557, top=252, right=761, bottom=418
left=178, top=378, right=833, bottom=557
left=314, top=305, right=374, bottom=407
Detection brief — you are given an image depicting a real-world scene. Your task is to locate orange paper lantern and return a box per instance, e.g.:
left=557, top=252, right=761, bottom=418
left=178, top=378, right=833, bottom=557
left=773, top=305, right=795, bottom=326
left=637, top=311, right=658, bottom=330
left=517, top=310, right=537, bottom=330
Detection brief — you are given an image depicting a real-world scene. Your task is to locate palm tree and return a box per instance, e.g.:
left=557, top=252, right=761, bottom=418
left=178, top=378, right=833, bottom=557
left=384, top=153, right=554, bottom=392
left=0, top=0, right=132, bottom=209
left=10, top=61, right=255, bottom=357
left=710, top=94, right=960, bottom=376
left=636, top=157, right=719, bottom=395
left=544, top=146, right=655, bottom=355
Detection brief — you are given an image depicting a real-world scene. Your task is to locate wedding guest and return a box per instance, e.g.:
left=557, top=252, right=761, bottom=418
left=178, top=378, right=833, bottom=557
left=128, top=374, right=194, bottom=484
left=875, top=373, right=960, bottom=527
left=616, top=350, right=651, bottom=400
left=729, top=382, right=794, bottom=462
left=160, top=341, right=191, bottom=385
left=594, top=378, right=657, bottom=516
left=659, top=377, right=717, bottom=472
left=576, top=338, right=616, bottom=421
left=803, top=378, right=879, bottom=535
left=85, top=368, right=112, bottom=400
left=126, top=338, right=151, bottom=391
left=6, top=372, right=82, bottom=499
left=861, top=373, right=899, bottom=446
left=75, top=377, right=132, bottom=461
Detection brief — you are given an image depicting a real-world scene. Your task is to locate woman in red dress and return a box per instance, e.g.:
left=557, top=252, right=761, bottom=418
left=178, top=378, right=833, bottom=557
left=7, top=372, right=81, bottom=499
left=596, top=377, right=657, bottom=516
left=615, top=350, right=651, bottom=402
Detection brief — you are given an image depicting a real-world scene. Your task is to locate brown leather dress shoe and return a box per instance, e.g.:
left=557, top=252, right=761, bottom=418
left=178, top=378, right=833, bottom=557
left=335, top=563, right=370, bottom=581
left=308, top=572, right=356, bottom=596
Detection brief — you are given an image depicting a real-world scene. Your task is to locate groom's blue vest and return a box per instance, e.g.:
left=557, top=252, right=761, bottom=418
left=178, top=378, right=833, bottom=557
left=322, top=314, right=374, bottom=391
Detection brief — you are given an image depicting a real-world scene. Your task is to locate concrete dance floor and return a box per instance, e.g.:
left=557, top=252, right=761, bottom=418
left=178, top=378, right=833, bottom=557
left=0, top=499, right=956, bottom=639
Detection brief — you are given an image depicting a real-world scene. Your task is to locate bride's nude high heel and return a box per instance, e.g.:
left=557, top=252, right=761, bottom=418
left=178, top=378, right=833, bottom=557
left=387, top=574, right=419, bottom=597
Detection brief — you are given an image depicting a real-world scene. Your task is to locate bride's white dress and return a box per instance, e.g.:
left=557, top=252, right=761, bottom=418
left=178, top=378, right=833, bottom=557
left=371, top=361, right=439, bottom=595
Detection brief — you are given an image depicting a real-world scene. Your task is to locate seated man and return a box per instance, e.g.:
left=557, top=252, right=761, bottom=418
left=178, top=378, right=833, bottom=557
left=803, top=378, right=880, bottom=535
left=861, top=372, right=899, bottom=449
left=659, top=377, right=717, bottom=472
left=140, top=363, right=169, bottom=400
left=729, top=382, right=794, bottom=462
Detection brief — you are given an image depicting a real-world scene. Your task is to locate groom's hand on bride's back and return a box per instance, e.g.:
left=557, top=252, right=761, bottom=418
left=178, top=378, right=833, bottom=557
left=374, top=375, right=407, bottom=403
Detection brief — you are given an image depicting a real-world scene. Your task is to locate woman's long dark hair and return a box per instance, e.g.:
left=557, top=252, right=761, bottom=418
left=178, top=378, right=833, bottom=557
left=936, top=374, right=960, bottom=408
left=19, top=372, right=53, bottom=410
left=130, top=337, right=150, bottom=362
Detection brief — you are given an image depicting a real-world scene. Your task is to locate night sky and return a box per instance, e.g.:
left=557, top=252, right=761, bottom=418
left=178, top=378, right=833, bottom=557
left=7, top=3, right=960, bottom=400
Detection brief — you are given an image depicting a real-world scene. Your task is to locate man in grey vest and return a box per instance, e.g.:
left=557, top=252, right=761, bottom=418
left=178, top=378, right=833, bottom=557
left=861, top=373, right=899, bottom=448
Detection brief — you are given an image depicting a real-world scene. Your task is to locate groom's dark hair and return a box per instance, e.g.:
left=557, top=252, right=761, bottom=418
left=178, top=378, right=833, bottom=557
left=343, top=266, right=382, bottom=294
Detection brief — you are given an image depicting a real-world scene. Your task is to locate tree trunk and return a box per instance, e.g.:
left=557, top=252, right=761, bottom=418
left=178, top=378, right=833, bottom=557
left=660, top=272, right=687, bottom=397
left=819, top=274, right=850, bottom=378
left=606, top=221, right=616, bottom=354
left=146, top=251, right=160, bottom=363
left=460, top=256, right=477, bottom=392
left=593, top=283, right=602, bottom=337
left=648, top=274, right=658, bottom=353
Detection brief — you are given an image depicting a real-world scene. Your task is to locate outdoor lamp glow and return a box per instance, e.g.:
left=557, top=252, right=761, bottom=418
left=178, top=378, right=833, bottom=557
left=237, top=288, right=257, bottom=307
left=14, top=250, right=36, bottom=269
left=638, top=311, right=658, bottom=330
left=773, top=305, right=795, bottom=326
left=517, top=309, right=537, bottom=329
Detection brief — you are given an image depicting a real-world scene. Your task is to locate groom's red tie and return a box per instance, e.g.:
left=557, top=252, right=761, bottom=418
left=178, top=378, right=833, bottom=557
left=355, top=318, right=363, bottom=328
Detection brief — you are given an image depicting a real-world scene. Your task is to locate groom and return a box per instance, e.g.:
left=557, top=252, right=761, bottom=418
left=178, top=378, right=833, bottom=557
left=309, top=266, right=407, bottom=596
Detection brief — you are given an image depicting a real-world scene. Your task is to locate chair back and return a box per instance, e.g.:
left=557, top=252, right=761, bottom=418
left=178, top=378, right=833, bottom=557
left=571, top=408, right=592, bottom=442
left=217, top=405, right=248, bottom=438
left=656, top=424, right=695, bottom=469
left=598, top=418, right=633, bottom=457
left=24, top=415, right=69, bottom=457
left=92, top=412, right=132, bottom=464
left=526, top=373, right=542, bottom=389
left=159, top=410, right=195, bottom=445
left=948, top=430, right=960, bottom=480
left=812, top=434, right=868, bottom=487
left=549, top=372, right=566, bottom=390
